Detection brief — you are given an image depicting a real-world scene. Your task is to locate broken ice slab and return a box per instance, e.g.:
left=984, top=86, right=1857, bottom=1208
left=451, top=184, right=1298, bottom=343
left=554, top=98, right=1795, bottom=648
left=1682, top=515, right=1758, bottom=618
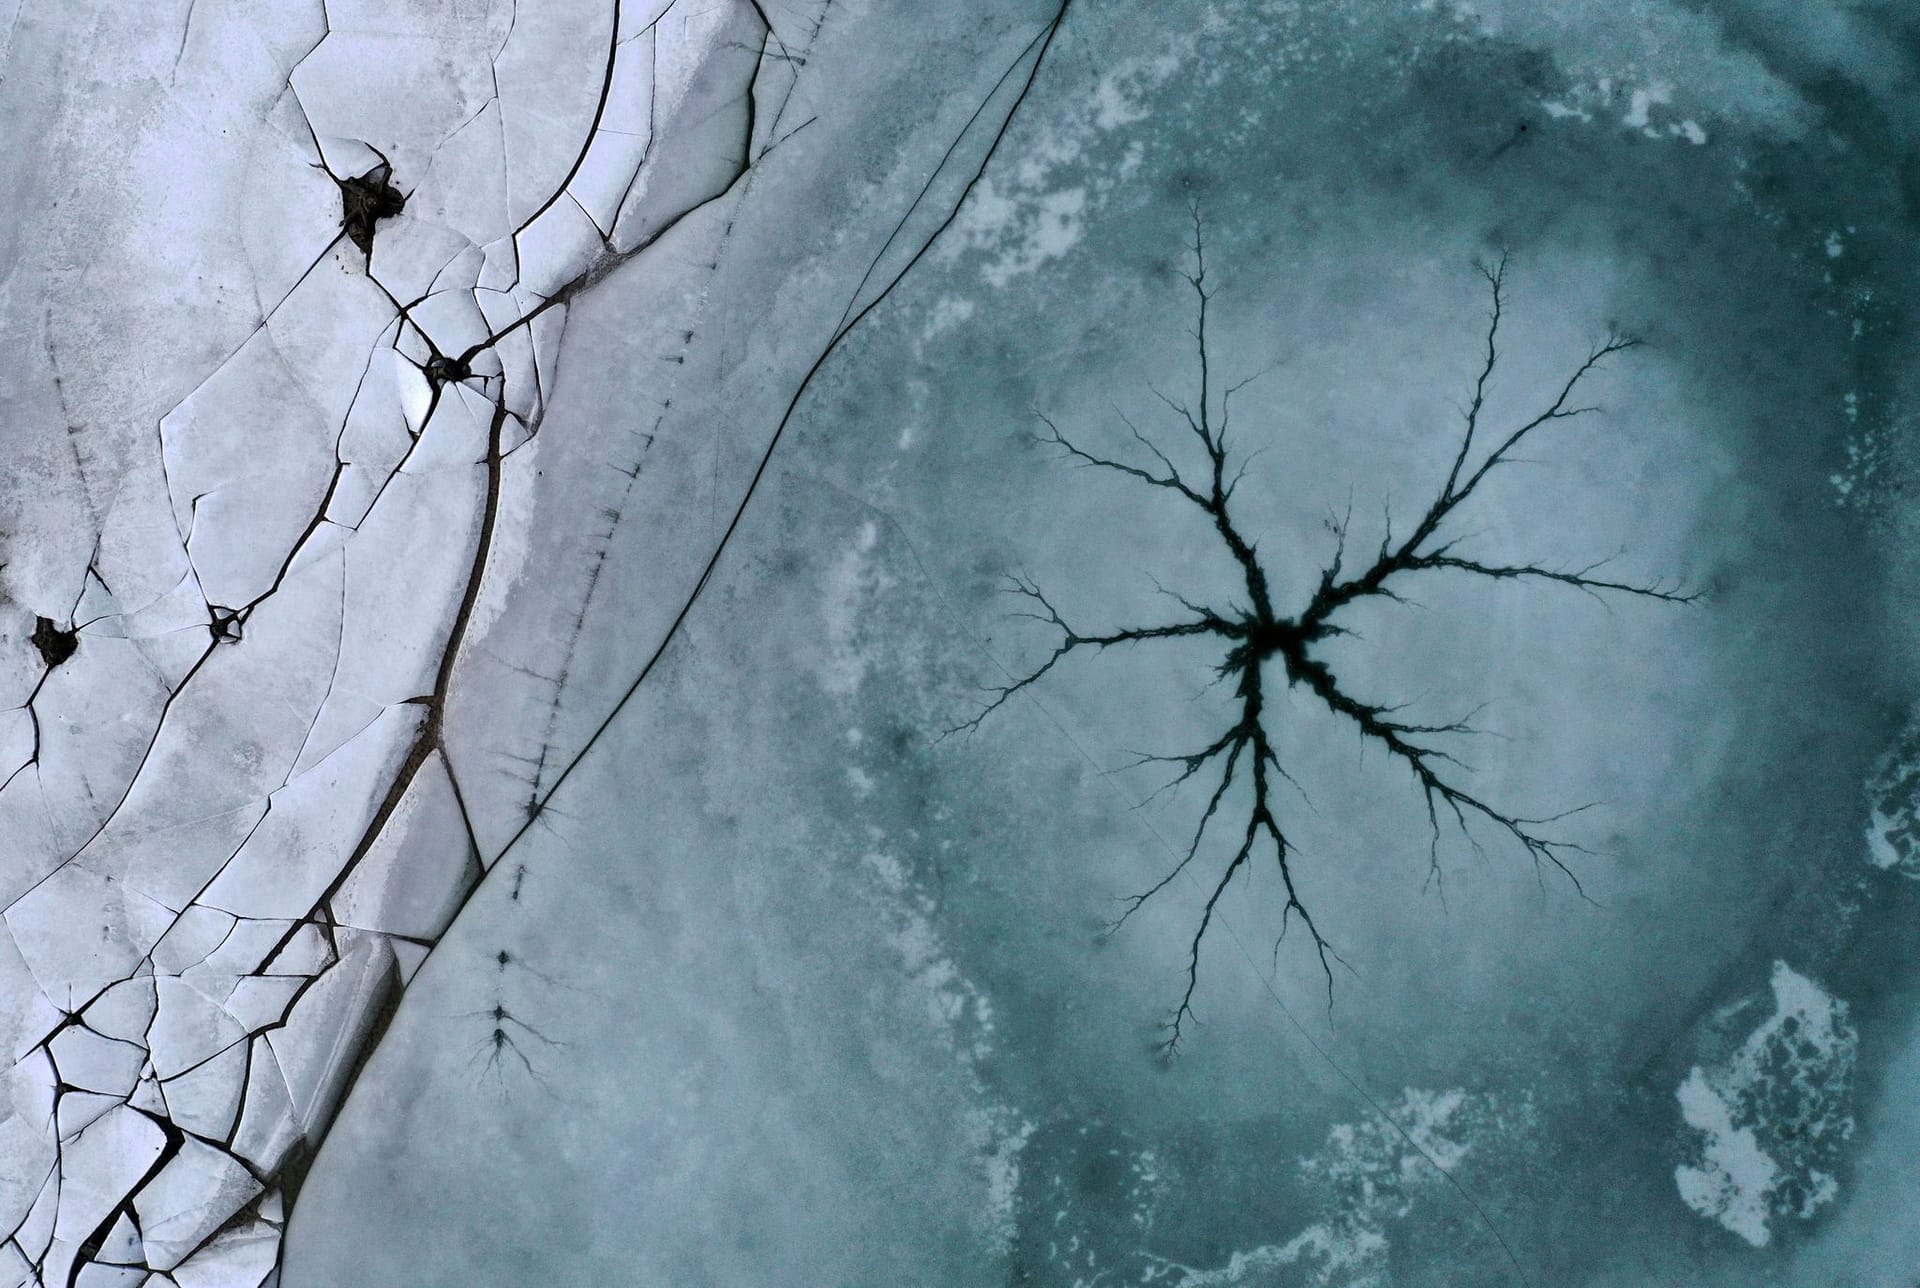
left=490, top=0, right=617, bottom=228
left=54, top=1091, right=120, bottom=1142
left=52, top=1106, right=166, bottom=1245
left=167, top=1215, right=280, bottom=1288
left=7, top=865, right=175, bottom=1010
left=151, top=905, right=238, bottom=976
left=610, top=2, right=764, bottom=255
left=289, top=28, right=500, bottom=204
left=265, top=935, right=396, bottom=1142
left=159, top=1038, right=249, bottom=1140
left=230, top=1038, right=300, bottom=1176
left=82, top=977, right=159, bottom=1045
left=198, top=704, right=423, bottom=921
left=161, top=256, right=394, bottom=608
left=48, top=1024, right=145, bottom=1097
left=149, top=976, right=249, bottom=1081
left=132, top=1137, right=263, bottom=1271
left=95, top=1210, right=142, bottom=1264
left=332, top=749, right=480, bottom=940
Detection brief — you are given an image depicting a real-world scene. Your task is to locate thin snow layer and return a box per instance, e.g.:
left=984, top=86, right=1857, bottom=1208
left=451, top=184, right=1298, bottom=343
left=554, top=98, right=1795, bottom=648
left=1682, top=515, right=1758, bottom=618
left=0, top=0, right=762, bottom=1280
left=1675, top=962, right=1857, bottom=1247
left=1146, top=1089, right=1537, bottom=1287
left=1865, top=717, right=1920, bottom=877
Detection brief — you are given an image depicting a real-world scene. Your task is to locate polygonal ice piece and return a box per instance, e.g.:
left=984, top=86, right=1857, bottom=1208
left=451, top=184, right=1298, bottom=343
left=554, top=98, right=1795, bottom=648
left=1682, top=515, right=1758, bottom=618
left=611, top=2, right=762, bottom=255
left=492, top=0, right=616, bottom=226
left=261, top=925, right=333, bottom=978
left=149, top=977, right=247, bottom=1080
left=53, top=1106, right=166, bottom=1243
left=167, top=1215, right=280, bottom=1288
left=83, top=978, right=158, bottom=1045
left=161, top=1039, right=248, bottom=1140
left=199, top=705, right=423, bottom=920
left=54, top=1091, right=120, bottom=1141
left=201, top=921, right=296, bottom=977
left=266, top=936, right=395, bottom=1141
left=151, top=906, right=238, bottom=975
left=133, top=1137, right=262, bottom=1271
left=48, top=1026, right=145, bottom=1097
left=230, top=1040, right=300, bottom=1176
left=6, top=866, right=175, bottom=1009
left=332, top=750, right=478, bottom=940
left=96, top=1210, right=143, bottom=1264
left=221, top=976, right=306, bottom=1035
left=515, top=198, right=601, bottom=299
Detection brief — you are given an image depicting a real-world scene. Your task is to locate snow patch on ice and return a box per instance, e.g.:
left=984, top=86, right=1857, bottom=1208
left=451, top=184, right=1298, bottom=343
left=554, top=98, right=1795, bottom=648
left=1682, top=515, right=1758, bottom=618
left=1674, top=962, right=1856, bottom=1246
left=1145, top=1087, right=1536, bottom=1287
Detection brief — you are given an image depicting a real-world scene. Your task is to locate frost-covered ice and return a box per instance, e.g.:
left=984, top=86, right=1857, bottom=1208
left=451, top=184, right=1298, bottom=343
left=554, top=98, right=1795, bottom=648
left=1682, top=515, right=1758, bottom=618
left=4, top=0, right=1919, bottom=1283
left=0, top=0, right=766, bottom=1278
left=1675, top=963, right=1857, bottom=1246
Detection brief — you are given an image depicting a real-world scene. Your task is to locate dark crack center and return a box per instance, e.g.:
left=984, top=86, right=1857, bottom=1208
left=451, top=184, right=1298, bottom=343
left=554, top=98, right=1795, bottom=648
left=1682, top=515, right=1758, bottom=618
left=30, top=617, right=76, bottom=669
left=338, top=162, right=406, bottom=257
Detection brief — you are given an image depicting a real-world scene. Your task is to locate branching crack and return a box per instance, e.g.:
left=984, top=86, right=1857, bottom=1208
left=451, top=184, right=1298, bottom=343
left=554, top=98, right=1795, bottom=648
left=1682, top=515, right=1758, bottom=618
left=957, top=216, right=1697, bottom=1055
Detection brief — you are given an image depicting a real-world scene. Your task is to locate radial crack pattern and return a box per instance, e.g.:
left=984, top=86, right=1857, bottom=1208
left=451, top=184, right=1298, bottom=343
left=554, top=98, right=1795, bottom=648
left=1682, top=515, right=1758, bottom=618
left=961, top=210, right=1697, bottom=1054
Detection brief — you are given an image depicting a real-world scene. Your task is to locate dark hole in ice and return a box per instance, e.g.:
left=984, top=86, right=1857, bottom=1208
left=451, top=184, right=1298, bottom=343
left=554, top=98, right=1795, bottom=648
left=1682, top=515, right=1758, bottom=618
left=424, top=353, right=471, bottom=387
left=209, top=606, right=243, bottom=644
left=338, top=162, right=406, bottom=257
left=30, top=617, right=76, bottom=668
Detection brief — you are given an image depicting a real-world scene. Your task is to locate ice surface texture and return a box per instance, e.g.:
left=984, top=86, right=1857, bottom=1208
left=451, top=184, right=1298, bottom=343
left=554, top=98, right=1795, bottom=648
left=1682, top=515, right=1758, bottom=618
left=5, top=0, right=1920, bottom=1285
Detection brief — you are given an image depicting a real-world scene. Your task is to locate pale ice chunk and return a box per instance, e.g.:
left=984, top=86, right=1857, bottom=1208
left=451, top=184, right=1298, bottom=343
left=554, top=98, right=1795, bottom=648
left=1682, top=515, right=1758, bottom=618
left=411, top=99, right=514, bottom=249
left=149, top=976, right=248, bottom=1080
left=367, top=213, right=477, bottom=304
left=151, top=906, right=238, bottom=975
left=515, top=198, right=602, bottom=299
left=0, top=708, right=33, bottom=780
left=169, top=1216, right=280, bottom=1288
left=52, top=1106, right=165, bottom=1243
left=231, top=1039, right=300, bottom=1175
left=31, top=636, right=173, bottom=853
left=289, top=31, right=499, bottom=202
left=492, top=0, right=616, bottom=226
left=333, top=750, right=479, bottom=939
left=391, top=939, right=430, bottom=984
left=48, top=1026, right=145, bottom=1097
left=7, top=865, right=176, bottom=1009
left=262, top=925, right=334, bottom=978
left=222, top=976, right=307, bottom=1035
left=402, top=383, right=493, bottom=472
left=89, top=549, right=344, bottom=911
left=610, top=1, right=761, bottom=254
left=266, top=936, right=396, bottom=1141
left=409, top=289, right=491, bottom=362
left=202, top=920, right=296, bottom=977
left=97, top=1210, right=143, bottom=1263
left=54, top=1091, right=120, bottom=1142
left=133, top=1136, right=263, bottom=1271
left=83, top=978, right=158, bottom=1045
left=329, top=347, right=424, bottom=531
left=129, top=1073, right=166, bottom=1116
left=74, top=1263, right=147, bottom=1287
left=201, top=706, right=422, bottom=920
left=16, top=1169, right=56, bottom=1260
left=0, top=778, right=62, bottom=913
left=161, top=1039, right=248, bottom=1140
